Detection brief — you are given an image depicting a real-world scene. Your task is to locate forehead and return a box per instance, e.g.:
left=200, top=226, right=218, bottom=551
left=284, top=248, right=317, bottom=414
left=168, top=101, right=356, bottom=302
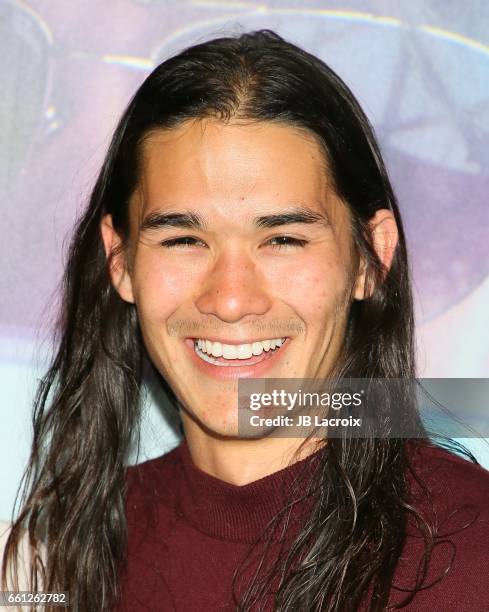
left=134, top=118, right=348, bottom=229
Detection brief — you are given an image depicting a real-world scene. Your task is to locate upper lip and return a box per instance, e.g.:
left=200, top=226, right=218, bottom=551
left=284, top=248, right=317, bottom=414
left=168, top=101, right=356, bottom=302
left=189, top=337, right=288, bottom=345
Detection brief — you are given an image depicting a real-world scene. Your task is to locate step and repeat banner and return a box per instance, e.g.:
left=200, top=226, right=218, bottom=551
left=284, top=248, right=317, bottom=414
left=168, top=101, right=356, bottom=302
left=1, top=0, right=488, bottom=520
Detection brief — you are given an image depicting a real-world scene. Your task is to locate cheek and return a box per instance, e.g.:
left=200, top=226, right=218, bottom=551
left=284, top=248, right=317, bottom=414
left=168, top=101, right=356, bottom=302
left=131, top=252, right=196, bottom=321
left=268, top=252, right=351, bottom=320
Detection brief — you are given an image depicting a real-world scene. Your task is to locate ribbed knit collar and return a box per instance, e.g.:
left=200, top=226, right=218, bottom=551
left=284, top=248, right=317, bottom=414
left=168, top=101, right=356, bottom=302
left=176, top=439, right=325, bottom=543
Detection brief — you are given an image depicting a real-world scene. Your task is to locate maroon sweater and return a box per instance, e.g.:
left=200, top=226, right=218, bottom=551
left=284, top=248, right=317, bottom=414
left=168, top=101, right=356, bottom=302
left=119, top=440, right=489, bottom=611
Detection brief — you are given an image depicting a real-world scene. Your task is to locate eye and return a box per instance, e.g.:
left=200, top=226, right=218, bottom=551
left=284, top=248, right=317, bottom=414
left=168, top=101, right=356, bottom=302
left=267, top=236, right=308, bottom=250
left=160, top=236, right=206, bottom=248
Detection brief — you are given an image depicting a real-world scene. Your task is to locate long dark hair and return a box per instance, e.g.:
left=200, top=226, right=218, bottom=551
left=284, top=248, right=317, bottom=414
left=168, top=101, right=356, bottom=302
left=2, top=29, right=476, bottom=611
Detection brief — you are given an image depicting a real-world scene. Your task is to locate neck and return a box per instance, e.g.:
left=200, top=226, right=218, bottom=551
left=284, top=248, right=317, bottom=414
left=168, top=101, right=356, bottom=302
left=181, top=414, right=326, bottom=486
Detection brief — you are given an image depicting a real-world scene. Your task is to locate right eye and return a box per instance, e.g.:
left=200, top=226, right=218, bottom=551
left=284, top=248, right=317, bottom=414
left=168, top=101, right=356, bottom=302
left=160, top=237, right=206, bottom=249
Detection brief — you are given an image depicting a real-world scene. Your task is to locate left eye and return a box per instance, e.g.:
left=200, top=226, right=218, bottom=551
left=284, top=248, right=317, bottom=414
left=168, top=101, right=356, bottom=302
left=268, top=236, right=308, bottom=249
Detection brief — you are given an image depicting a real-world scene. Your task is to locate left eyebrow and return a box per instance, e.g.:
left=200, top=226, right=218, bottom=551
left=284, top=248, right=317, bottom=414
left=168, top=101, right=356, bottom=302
left=253, top=206, right=329, bottom=229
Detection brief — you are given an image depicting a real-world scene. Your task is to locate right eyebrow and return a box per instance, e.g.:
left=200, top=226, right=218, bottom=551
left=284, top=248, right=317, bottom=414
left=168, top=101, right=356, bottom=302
left=140, top=211, right=207, bottom=232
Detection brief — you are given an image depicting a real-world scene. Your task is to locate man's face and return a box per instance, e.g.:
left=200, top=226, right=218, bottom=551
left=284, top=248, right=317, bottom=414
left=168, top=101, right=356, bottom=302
left=110, top=119, right=364, bottom=437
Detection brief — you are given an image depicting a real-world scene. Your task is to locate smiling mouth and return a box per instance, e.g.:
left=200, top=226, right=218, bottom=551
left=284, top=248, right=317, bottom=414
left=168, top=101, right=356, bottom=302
left=192, top=337, right=288, bottom=367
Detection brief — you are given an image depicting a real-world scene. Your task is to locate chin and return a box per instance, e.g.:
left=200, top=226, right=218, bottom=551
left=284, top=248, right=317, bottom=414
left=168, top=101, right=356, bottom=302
left=181, top=405, right=240, bottom=438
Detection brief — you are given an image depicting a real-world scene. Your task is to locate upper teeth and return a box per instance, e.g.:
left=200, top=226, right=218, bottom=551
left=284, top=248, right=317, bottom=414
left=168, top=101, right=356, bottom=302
left=195, top=338, right=286, bottom=360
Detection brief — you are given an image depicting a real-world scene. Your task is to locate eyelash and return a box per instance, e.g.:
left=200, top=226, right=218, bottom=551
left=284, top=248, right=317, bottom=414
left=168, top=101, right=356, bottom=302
left=160, top=237, right=203, bottom=248
left=160, top=236, right=308, bottom=250
left=268, top=236, right=308, bottom=249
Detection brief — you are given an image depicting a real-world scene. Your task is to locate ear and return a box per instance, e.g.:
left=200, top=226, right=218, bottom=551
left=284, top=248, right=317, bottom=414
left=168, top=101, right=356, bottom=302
left=353, top=208, right=398, bottom=300
left=100, top=214, right=135, bottom=304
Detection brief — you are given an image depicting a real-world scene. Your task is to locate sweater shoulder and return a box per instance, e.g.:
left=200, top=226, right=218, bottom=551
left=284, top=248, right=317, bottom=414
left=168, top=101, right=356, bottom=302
left=390, top=443, right=489, bottom=609
left=124, top=443, right=184, bottom=527
left=405, top=441, right=489, bottom=570
left=126, top=443, right=183, bottom=485
left=408, top=440, right=489, bottom=510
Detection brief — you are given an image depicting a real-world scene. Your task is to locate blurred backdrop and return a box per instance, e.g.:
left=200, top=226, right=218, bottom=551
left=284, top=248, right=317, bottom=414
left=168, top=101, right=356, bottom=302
left=1, top=0, right=488, bottom=521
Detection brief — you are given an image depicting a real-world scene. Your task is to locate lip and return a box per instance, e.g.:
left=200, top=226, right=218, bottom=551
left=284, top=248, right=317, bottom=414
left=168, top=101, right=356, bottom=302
left=184, top=337, right=290, bottom=379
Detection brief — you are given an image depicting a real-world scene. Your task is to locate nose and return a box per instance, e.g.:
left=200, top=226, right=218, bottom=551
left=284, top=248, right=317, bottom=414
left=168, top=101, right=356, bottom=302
left=195, top=249, right=272, bottom=323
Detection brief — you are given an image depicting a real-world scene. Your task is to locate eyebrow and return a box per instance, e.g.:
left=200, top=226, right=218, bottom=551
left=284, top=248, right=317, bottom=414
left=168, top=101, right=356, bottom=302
left=141, top=211, right=206, bottom=231
left=140, top=206, right=329, bottom=232
left=254, top=207, right=329, bottom=229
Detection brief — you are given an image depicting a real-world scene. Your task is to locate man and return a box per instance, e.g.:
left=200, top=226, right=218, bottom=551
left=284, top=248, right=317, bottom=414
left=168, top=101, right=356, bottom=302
left=3, top=30, right=489, bottom=612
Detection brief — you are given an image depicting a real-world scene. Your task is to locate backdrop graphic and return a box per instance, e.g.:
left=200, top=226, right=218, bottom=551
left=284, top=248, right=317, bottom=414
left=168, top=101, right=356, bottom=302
left=1, top=0, right=488, bottom=521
